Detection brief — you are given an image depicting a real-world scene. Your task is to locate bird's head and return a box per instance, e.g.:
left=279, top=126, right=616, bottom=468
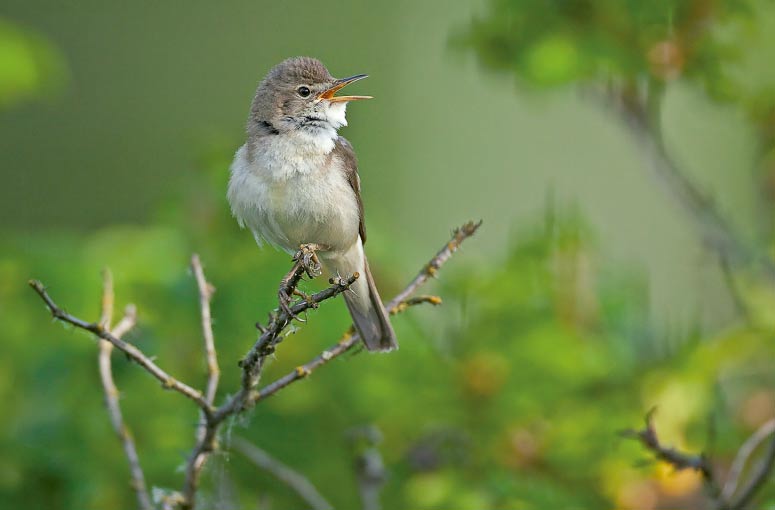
left=248, top=56, right=371, bottom=140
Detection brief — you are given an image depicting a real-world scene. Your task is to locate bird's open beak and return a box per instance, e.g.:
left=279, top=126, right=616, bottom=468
left=319, top=74, right=372, bottom=103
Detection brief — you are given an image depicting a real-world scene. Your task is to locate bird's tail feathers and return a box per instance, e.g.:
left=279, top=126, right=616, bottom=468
left=343, top=257, right=397, bottom=352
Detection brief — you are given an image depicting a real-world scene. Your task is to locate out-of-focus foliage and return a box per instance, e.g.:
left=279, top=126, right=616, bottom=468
left=0, top=18, right=66, bottom=109
left=451, top=0, right=775, bottom=508
left=457, top=0, right=746, bottom=91
left=457, top=0, right=775, bottom=139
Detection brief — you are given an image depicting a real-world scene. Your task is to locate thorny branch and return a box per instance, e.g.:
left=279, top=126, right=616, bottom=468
left=625, top=410, right=775, bottom=510
left=29, top=222, right=481, bottom=510
left=180, top=261, right=358, bottom=509
left=251, top=221, right=481, bottom=406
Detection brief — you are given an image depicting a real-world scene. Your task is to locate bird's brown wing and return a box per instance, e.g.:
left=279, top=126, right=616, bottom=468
left=333, top=136, right=366, bottom=244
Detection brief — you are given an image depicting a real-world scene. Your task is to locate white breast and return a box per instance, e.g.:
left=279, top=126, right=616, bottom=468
left=227, top=134, right=360, bottom=254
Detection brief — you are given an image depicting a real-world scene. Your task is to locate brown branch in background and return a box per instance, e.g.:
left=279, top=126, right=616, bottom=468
left=589, top=82, right=775, bottom=282
left=29, top=280, right=213, bottom=415
left=626, top=410, right=775, bottom=510
left=623, top=410, right=716, bottom=480
left=97, top=270, right=153, bottom=510
left=231, top=436, right=333, bottom=510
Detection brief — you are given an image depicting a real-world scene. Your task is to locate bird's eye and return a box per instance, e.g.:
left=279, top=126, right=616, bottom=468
left=297, top=86, right=311, bottom=97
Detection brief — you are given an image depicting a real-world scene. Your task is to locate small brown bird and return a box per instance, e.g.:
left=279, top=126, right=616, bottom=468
left=227, top=57, right=397, bottom=351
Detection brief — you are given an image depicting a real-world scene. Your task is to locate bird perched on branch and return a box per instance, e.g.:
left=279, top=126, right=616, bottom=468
left=228, top=57, right=397, bottom=352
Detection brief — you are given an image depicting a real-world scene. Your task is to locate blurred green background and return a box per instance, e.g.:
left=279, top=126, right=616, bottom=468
left=3, top=0, right=775, bottom=508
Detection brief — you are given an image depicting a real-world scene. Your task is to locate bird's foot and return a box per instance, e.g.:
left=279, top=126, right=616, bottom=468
left=294, top=243, right=328, bottom=278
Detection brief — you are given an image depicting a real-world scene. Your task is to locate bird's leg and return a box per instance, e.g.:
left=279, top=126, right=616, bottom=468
left=276, top=243, right=330, bottom=323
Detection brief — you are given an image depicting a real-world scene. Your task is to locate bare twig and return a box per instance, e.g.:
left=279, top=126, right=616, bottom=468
left=191, top=255, right=220, bottom=452
left=232, top=436, right=333, bottom=510
left=389, top=221, right=482, bottom=308
left=191, top=254, right=219, bottom=407
left=29, top=280, right=213, bottom=415
left=112, top=310, right=138, bottom=339
left=97, top=270, right=152, bottom=510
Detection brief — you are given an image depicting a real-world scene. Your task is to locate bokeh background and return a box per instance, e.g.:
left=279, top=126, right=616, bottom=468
left=3, top=0, right=775, bottom=508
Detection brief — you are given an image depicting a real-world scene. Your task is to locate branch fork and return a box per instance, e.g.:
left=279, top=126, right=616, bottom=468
left=29, top=222, right=481, bottom=509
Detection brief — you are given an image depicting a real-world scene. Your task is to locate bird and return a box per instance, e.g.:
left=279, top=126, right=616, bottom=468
left=227, top=56, right=397, bottom=352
